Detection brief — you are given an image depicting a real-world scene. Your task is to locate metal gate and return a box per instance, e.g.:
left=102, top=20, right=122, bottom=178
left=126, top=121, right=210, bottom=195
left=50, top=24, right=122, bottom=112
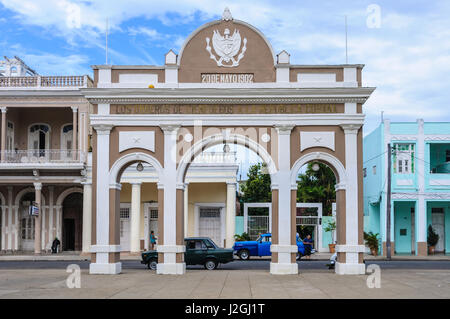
left=247, top=215, right=270, bottom=240
left=296, top=203, right=324, bottom=252
left=119, top=205, right=130, bottom=251
left=199, top=207, right=222, bottom=247
left=243, top=203, right=271, bottom=240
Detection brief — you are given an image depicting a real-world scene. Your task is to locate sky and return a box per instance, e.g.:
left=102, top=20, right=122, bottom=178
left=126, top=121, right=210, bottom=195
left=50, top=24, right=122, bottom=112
left=1, top=0, right=449, bottom=142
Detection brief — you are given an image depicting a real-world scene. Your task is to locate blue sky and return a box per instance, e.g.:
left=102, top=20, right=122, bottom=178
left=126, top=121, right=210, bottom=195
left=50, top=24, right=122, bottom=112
left=1, top=0, right=449, bottom=138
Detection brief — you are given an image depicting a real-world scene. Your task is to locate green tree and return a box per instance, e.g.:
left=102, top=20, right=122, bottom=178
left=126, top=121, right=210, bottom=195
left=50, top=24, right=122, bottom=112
left=240, top=162, right=271, bottom=202
left=297, top=162, right=336, bottom=216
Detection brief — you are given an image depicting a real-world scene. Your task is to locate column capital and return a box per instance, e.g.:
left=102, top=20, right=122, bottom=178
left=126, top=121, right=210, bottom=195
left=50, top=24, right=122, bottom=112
left=130, top=181, right=143, bottom=186
left=335, top=182, right=346, bottom=191
left=176, top=182, right=186, bottom=190
left=340, top=124, right=361, bottom=134
left=33, top=182, right=42, bottom=190
left=160, top=124, right=180, bottom=134
left=274, top=124, right=295, bottom=135
left=81, top=181, right=92, bottom=186
left=0, top=107, right=7, bottom=113
left=109, top=183, right=122, bottom=190
left=93, top=124, right=113, bottom=135
left=71, top=106, right=79, bottom=112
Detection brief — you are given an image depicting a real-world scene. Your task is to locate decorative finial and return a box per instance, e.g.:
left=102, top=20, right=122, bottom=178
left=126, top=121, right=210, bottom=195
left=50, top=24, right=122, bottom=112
left=222, top=7, right=233, bottom=21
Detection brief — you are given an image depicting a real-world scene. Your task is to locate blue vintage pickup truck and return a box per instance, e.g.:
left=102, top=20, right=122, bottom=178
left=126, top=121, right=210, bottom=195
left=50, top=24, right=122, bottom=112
left=232, top=233, right=306, bottom=260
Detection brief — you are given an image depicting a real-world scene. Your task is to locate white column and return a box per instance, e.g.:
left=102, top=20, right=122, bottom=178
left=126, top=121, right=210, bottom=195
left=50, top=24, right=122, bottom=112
left=157, top=124, right=185, bottom=275
left=55, top=205, right=62, bottom=242
left=130, top=182, right=142, bottom=254
left=33, top=182, right=42, bottom=255
left=1, top=107, right=7, bottom=162
left=6, top=186, right=12, bottom=250
left=335, top=124, right=365, bottom=275
left=48, top=186, right=54, bottom=246
left=184, top=182, right=189, bottom=237
left=416, top=119, right=427, bottom=252
left=1, top=204, right=5, bottom=251
left=82, top=182, right=92, bottom=254
left=226, top=182, right=236, bottom=248
left=270, top=124, right=298, bottom=275
left=71, top=107, right=78, bottom=160
left=89, top=124, right=121, bottom=274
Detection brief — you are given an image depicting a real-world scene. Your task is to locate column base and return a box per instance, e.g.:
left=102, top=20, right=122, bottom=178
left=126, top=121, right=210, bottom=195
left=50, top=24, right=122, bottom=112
left=335, top=262, right=365, bottom=275
left=270, top=262, right=298, bottom=275
left=89, top=262, right=122, bottom=274
left=416, top=242, right=427, bottom=256
left=156, top=245, right=186, bottom=275
left=156, top=262, right=186, bottom=275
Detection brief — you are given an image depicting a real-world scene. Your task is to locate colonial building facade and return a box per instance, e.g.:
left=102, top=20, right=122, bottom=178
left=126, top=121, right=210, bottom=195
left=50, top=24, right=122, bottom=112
left=0, top=9, right=374, bottom=276
left=364, top=119, right=450, bottom=256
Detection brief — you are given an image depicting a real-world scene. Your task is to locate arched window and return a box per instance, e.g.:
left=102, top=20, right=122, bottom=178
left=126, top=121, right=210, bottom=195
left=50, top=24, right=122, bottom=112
left=6, top=121, right=14, bottom=151
left=28, top=124, right=50, bottom=157
left=61, top=124, right=73, bottom=159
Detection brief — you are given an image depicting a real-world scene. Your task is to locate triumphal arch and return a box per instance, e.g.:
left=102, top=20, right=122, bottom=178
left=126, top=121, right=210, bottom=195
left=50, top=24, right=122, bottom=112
left=82, top=9, right=374, bottom=275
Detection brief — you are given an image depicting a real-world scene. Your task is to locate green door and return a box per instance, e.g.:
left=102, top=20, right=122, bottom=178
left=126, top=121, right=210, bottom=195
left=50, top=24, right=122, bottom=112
left=394, top=203, right=413, bottom=254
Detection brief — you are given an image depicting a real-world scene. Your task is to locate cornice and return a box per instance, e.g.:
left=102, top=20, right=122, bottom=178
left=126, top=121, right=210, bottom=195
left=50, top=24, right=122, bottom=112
left=87, top=97, right=370, bottom=105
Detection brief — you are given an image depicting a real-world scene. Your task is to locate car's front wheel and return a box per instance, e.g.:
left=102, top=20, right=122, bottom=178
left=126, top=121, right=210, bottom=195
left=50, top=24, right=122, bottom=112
left=238, top=249, right=250, bottom=260
left=204, top=259, right=218, bottom=270
left=147, top=258, right=157, bottom=270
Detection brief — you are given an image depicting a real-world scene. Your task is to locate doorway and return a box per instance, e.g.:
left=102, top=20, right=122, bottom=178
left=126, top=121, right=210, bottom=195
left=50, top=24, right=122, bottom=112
left=432, top=208, right=445, bottom=253
left=62, top=192, right=83, bottom=251
left=63, top=219, right=75, bottom=250
left=195, top=204, right=225, bottom=247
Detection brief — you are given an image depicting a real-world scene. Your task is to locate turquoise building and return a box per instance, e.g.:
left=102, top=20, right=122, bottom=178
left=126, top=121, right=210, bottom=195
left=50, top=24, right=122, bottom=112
left=364, top=119, right=450, bottom=256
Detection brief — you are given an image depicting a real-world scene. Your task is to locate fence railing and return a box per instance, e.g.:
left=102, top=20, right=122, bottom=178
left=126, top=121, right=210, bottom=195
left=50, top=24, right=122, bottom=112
left=296, top=216, right=320, bottom=226
left=0, top=150, right=86, bottom=164
left=0, top=75, right=93, bottom=88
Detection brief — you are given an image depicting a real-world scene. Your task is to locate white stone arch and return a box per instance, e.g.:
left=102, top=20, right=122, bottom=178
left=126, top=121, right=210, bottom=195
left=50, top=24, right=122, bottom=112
left=290, top=151, right=347, bottom=188
left=177, top=19, right=276, bottom=66
left=109, top=152, right=164, bottom=186
left=177, top=133, right=277, bottom=185
left=56, top=187, right=83, bottom=207
left=15, top=187, right=46, bottom=207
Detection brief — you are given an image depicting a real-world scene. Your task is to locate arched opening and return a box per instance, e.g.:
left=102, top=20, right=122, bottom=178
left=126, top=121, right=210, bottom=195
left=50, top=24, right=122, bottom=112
left=295, top=162, right=337, bottom=255
left=291, top=152, right=347, bottom=264
left=109, top=153, right=163, bottom=255
left=178, top=133, right=276, bottom=257
left=62, top=192, right=83, bottom=251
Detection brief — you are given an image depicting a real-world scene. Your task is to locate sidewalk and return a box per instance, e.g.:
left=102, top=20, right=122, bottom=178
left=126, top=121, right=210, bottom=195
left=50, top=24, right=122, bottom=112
left=0, top=252, right=141, bottom=261
left=1, top=251, right=449, bottom=262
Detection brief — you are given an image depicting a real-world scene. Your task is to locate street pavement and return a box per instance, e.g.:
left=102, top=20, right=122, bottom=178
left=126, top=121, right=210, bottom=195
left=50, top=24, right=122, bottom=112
left=0, top=259, right=449, bottom=299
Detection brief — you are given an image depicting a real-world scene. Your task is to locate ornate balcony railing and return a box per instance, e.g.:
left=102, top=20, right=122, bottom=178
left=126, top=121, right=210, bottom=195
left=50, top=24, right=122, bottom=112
left=0, top=75, right=93, bottom=88
left=0, top=150, right=86, bottom=164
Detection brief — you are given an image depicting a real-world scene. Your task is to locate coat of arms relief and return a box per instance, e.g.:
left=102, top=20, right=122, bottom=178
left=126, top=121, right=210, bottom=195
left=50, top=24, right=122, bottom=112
left=205, top=8, right=247, bottom=67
